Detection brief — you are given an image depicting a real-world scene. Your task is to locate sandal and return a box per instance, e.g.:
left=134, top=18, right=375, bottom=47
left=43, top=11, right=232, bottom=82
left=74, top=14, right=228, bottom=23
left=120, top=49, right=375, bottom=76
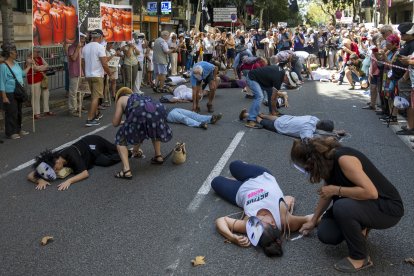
left=151, top=155, right=164, bottom=165
left=115, top=169, right=132, bottom=180
left=334, top=257, right=373, bottom=273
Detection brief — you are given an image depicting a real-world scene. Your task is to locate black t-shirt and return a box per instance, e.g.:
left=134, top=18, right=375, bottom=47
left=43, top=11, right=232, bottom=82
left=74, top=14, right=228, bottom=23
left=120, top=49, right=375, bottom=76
left=392, top=39, right=414, bottom=80
left=248, top=65, right=285, bottom=89
left=325, top=147, right=404, bottom=217
left=58, top=139, right=94, bottom=174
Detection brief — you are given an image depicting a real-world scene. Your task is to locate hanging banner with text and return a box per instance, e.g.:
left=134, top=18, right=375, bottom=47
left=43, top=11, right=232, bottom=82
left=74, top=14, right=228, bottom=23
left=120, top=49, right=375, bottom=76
left=100, top=3, right=133, bottom=42
left=33, top=0, right=79, bottom=46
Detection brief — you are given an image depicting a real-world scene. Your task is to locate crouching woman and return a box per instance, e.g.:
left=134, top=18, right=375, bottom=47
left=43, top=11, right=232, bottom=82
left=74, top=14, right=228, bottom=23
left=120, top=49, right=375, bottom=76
left=291, top=137, right=404, bottom=273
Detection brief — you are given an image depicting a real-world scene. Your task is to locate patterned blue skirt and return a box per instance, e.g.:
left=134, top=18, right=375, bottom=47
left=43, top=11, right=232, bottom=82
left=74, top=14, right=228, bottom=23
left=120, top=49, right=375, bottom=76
left=115, top=94, right=173, bottom=145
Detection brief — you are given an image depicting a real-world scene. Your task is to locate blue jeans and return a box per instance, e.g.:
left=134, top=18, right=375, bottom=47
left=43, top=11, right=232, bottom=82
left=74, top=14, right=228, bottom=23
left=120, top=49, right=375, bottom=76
left=246, top=76, right=264, bottom=121
left=167, top=108, right=212, bottom=127
left=186, top=55, right=193, bottom=71
left=211, top=160, right=271, bottom=206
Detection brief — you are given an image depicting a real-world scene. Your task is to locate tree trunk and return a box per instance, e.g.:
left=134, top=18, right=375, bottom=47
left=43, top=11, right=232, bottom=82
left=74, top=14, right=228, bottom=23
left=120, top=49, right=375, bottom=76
left=1, top=0, right=14, bottom=45
left=379, top=0, right=388, bottom=24
left=259, top=8, right=263, bottom=29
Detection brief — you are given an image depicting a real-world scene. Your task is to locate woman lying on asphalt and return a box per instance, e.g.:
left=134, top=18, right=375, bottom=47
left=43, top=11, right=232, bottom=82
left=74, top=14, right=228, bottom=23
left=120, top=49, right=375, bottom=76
left=27, top=135, right=122, bottom=191
left=211, top=160, right=313, bottom=257
left=291, top=137, right=404, bottom=273
left=113, top=87, right=172, bottom=179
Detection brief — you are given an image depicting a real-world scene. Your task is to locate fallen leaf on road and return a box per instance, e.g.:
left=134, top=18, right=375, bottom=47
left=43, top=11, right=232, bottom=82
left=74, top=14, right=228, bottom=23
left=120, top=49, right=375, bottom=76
left=191, top=256, right=205, bottom=266
left=405, top=258, right=414, bottom=265
left=40, top=236, right=54, bottom=246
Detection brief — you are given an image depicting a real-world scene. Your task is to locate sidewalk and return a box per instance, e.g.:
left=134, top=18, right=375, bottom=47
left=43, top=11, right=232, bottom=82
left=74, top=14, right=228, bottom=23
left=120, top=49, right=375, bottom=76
left=21, top=87, right=68, bottom=121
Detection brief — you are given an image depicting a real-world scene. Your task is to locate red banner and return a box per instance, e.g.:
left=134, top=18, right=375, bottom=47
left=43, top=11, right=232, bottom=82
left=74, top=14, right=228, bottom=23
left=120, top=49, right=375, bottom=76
left=33, top=0, right=79, bottom=46
left=100, top=3, right=133, bottom=42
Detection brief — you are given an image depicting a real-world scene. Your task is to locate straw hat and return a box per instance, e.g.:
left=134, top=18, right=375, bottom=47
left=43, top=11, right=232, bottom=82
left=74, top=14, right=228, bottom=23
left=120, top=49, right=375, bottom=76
left=115, top=87, right=133, bottom=102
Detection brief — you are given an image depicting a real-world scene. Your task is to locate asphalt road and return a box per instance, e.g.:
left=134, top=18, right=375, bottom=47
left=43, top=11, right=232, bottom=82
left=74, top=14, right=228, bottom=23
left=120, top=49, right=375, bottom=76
left=0, top=81, right=413, bottom=276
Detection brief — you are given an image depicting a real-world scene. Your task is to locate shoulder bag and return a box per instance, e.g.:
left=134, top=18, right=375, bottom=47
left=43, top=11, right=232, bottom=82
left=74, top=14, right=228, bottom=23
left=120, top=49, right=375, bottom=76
left=5, top=63, right=28, bottom=102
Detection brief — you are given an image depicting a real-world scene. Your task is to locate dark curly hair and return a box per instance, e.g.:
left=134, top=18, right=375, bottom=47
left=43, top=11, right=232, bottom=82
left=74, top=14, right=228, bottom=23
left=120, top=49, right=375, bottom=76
left=290, top=137, right=341, bottom=183
left=258, top=224, right=283, bottom=257
left=32, top=149, right=58, bottom=170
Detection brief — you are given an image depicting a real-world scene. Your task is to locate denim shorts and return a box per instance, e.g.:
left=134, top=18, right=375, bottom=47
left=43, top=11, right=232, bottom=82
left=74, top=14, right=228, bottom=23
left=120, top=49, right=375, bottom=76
left=154, top=63, right=167, bottom=75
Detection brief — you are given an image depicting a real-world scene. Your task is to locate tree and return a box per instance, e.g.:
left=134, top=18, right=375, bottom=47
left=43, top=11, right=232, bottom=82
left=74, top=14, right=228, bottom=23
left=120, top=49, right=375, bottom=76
left=305, top=1, right=330, bottom=26
left=0, top=0, right=14, bottom=44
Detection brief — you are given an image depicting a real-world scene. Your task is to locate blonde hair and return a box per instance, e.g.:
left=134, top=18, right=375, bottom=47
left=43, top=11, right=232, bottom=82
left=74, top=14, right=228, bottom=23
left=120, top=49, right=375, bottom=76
left=115, top=87, right=133, bottom=102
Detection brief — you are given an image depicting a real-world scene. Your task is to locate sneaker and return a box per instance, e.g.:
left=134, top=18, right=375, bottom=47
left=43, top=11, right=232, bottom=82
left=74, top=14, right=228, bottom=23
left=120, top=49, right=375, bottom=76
left=19, top=130, right=29, bottom=136
left=362, top=105, right=374, bottom=110
left=245, top=121, right=263, bottom=129
left=338, top=81, right=343, bottom=85
left=95, top=112, right=103, bottom=121
left=380, top=116, right=397, bottom=122
left=199, top=122, right=208, bottom=130
left=85, top=119, right=100, bottom=127
left=9, top=134, right=21, bottom=139
left=210, top=113, right=223, bottom=124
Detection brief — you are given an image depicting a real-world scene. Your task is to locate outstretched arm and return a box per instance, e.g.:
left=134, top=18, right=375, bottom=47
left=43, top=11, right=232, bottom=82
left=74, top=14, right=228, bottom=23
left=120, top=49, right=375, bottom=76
left=27, top=170, right=51, bottom=190
left=57, top=170, right=89, bottom=191
left=215, top=216, right=250, bottom=247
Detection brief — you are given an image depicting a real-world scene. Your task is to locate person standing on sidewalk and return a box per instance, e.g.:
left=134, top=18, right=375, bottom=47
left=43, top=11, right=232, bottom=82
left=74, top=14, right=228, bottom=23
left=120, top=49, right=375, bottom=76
left=67, top=33, right=86, bottom=116
left=122, top=39, right=140, bottom=91
left=0, top=44, right=31, bottom=139
left=82, top=29, right=111, bottom=127
left=133, top=33, right=146, bottom=95
left=27, top=47, right=54, bottom=120
left=153, top=31, right=176, bottom=92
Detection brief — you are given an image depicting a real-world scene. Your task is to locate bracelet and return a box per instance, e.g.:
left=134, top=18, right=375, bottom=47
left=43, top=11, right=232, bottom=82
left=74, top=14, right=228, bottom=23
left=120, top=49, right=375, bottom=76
left=338, top=186, right=342, bottom=197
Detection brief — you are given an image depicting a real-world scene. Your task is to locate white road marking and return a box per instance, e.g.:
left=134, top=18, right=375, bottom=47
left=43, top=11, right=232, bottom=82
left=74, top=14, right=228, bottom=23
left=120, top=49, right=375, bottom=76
left=187, top=131, right=245, bottom=212
left=0, top=124, right=111, bottom=180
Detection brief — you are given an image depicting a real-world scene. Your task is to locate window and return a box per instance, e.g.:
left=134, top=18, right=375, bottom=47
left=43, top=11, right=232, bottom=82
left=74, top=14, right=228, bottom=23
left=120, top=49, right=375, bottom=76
left=13, top=0, right=31, bottom=12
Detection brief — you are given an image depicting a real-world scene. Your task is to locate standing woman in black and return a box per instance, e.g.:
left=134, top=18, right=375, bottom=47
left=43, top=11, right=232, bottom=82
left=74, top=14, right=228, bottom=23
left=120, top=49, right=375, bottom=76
left=290, top=137, right=404, bottom=273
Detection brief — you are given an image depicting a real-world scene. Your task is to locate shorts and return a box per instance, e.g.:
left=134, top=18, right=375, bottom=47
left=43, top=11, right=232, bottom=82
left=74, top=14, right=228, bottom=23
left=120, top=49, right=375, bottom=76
left=87, top=77, right=104, bottom=99
left=227, top=48, right=235, bottom=59
left=398, top=78, right=412, bottom=107
left=109, top=67, right=118, bottom=80
left=154, top=63, right=167, bottom=75
left=318, top=50, right=327, bottom=59
left=197, top=72, right=214, bottom=90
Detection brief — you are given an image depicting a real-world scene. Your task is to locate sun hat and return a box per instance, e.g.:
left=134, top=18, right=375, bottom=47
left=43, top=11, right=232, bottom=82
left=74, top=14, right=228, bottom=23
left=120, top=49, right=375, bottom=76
left=285, top=71, right=300, bottom=87
left=246, top=216, right=264, bottom=246
left=115, top=87, right=133, bottom=102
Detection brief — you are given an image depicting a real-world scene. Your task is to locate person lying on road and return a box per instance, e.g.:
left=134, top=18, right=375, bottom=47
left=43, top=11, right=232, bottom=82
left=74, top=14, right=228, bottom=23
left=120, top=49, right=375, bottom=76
left=28, top=135, right=122, bottom=191
left=212, top=160, right=314, bottom=257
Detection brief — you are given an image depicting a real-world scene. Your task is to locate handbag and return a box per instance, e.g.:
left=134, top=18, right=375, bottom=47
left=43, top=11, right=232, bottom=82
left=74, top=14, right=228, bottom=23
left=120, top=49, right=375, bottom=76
left=41, top=73, right=48, bottom=89
left=172, top=142, right=186, bottom=165
left=5, top=63, right=28, bottom=102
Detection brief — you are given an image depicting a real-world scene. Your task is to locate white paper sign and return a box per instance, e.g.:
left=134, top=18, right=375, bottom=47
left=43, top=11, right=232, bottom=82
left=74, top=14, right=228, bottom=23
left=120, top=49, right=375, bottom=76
left=88, top=18, right=101, bottom=31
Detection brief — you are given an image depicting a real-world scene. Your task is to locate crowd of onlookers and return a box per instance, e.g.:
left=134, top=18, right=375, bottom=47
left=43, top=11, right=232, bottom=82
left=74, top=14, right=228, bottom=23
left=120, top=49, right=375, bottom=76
left=1, top=21, right=414, bottom=139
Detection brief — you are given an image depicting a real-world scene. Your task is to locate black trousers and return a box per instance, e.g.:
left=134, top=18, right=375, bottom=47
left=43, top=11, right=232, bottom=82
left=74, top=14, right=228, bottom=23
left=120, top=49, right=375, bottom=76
left=81, top=135, right=121, bottom=166
left=259, top=118, right=276, bottom=132
left=3, top=93, right=22, bottom=137
left=317, top=198, right=402, bottom=260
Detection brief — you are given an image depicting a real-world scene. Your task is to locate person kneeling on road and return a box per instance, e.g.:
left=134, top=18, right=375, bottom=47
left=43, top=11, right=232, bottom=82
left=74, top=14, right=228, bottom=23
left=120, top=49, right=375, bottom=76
left=212, top=160, right=314, bottom=257
left=27, top=135, right=122, bottom=191
left=167, top=107, right=222, bottom=129
left=245, top=64, right=298, bottom=128
left=190, top=61, right=218, bottom=113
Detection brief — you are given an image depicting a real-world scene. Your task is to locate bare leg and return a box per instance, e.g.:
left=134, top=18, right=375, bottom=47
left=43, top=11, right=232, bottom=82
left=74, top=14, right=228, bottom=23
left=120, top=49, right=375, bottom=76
left=152, top=139, right=162, bottom=157
left=117, top=145, right=131, bottom=173
left=369, top=84, right=377, bottom=109
left=158, top=74, right=166, bottom=88
left=192, top=86, right=201, bottom=111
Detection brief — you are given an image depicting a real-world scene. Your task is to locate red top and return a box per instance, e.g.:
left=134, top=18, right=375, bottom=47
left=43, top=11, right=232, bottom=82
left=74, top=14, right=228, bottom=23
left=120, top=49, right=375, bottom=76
left=344, top=42, right=359, bottom=63
left=27, top=57, right=44, bottom=84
